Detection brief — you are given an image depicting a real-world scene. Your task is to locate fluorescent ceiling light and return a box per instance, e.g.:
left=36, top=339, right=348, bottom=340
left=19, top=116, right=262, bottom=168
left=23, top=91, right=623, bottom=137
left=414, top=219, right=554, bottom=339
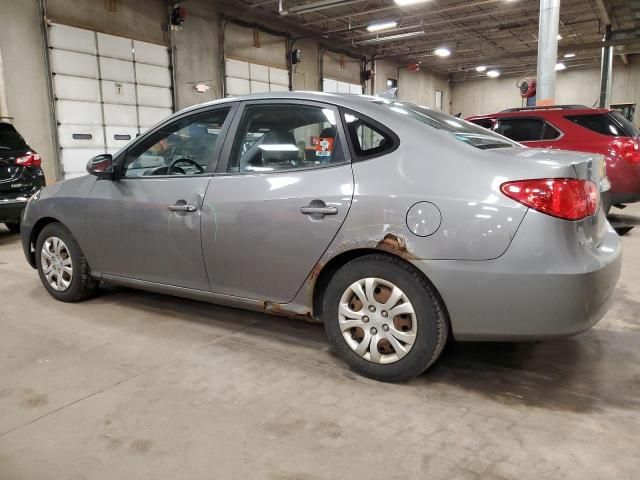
left=394, top=0, right=430, bottom=6
left=486, top=70, right=501, bottom=78
left=259, top=144, right=298, bottom=151
left=354, top=30, right=424, bottom=45
left=555, top=62, right=567, bottom=71
left=475, top=65, right=487, bottom=72
left=564, top=52, right=576, bottom=58
left=367, top=21, right=398, bottom=32
left=434, top=47, right=451, bottom=57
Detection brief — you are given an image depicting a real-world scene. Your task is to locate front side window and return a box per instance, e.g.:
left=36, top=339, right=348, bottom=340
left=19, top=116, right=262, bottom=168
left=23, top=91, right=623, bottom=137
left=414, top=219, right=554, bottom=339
left=228, top=104, right=345, bottom=173
left=123, top=108, right=230, bottom=177
left=496, top=118, right=544, bottom=142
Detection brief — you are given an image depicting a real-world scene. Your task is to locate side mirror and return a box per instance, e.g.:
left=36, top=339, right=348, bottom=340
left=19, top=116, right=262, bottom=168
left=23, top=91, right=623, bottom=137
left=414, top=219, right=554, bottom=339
left=86, top=154, right=113, bottom=179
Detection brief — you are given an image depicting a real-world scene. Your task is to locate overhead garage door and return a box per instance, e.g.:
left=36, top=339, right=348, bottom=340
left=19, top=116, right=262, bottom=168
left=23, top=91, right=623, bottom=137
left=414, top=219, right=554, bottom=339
left=322, top=78, right=363, bottom=95
left=48, top=23, right=173, bottom=178
left=224, top=58, right=289, bottom=96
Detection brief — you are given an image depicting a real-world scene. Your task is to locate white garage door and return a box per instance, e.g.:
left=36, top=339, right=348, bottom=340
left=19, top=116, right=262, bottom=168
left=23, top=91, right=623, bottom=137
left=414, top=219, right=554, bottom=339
left=48, top=23, right=173, bottom=178
left=224, top=58, right=289, bottom=97
left=322, top=78, right=363, bottom=95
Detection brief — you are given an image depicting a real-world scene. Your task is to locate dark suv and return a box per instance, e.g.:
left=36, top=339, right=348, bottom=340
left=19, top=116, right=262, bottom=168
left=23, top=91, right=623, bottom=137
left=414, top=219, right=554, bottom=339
left=0, top=122, right=46, bottom=233
left=466, top=106, right=640, bottom=209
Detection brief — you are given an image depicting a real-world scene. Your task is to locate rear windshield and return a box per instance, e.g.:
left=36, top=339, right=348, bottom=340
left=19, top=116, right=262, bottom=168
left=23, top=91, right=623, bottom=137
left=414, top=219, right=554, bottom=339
left=565, top=112, right=639, bottom=137
left=374, top=100, right=518, bottom=150
left=0, top=123, right=28, bottom=150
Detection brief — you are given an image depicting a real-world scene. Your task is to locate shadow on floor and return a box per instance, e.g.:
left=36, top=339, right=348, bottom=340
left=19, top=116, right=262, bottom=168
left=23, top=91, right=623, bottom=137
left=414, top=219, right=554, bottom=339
left=86, top=284, right=640, bottom=414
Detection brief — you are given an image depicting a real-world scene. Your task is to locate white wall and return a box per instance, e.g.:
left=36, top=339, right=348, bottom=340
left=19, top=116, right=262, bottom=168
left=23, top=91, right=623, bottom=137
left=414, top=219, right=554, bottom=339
left=398, top=67, right=451, bottom=114
left=451, top=61, right=640, bottom=124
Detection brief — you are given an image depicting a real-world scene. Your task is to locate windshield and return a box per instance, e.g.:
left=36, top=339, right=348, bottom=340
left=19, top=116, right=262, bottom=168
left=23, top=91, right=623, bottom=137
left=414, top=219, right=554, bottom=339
left=0, top=123, right=28, bottom=150
left=374, top=100, right=519, bottom=150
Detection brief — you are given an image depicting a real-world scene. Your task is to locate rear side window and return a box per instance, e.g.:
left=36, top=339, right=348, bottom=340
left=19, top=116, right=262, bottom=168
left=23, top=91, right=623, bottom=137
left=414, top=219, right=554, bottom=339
left=342, top=111, right=396, bottom=159
left=565, top=113, right=637, bottom=137
left=469, top=119, right=494, bottom=129
left=542, top=123, right=562, bottom=140
left=0, top=123, right=28, bottom=150
left=496, top=118, right=544, bottom=142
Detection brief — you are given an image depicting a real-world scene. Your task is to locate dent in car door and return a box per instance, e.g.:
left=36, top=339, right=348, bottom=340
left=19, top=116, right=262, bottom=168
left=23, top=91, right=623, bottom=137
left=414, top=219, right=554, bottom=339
left=202, top=101, right=354, bottom=303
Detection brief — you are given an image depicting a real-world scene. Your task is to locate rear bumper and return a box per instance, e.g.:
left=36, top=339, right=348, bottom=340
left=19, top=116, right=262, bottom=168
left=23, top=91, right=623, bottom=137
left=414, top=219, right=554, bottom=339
left=0, top=197, right=28, bottom=223
left=414, top=213, right=622, bottom=341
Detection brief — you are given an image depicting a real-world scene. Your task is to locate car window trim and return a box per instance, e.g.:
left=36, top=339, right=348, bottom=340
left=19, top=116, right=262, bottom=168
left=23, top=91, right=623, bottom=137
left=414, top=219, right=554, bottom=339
left=114, top=102, right=239, bottom=180
left=338, top=107, right=400, bottom=162
left=215, top=99, right=352, bottom=175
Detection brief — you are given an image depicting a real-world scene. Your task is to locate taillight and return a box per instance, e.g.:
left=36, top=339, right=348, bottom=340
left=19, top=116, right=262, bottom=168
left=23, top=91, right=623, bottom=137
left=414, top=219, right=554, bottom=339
left=612, top=138, right=640, bottom=164
left=500, top=178, right=599, bottom=221
left=16, top=152, right=41, bottom=167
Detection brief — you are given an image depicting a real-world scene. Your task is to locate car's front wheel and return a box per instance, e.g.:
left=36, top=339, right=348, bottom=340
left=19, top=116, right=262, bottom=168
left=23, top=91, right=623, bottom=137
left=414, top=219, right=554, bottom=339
left=322, top=254, right=448, bottom=382
left=35, top=222, right=99, bottom=302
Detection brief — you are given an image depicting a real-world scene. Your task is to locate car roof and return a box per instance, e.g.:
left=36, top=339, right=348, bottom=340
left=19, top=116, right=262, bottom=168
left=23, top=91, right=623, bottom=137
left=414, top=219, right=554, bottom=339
left=467, top=106, right=611, bottom=121
left=179, top=91, right=384, bottom=115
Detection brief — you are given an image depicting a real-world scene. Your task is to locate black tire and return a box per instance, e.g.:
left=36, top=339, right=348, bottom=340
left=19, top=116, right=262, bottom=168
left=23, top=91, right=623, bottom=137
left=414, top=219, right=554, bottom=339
left=4, top=222, right=20, bottom=234
left=321, top=254, right=448, bottom=382
left=35, top=222, right=99, bottom=302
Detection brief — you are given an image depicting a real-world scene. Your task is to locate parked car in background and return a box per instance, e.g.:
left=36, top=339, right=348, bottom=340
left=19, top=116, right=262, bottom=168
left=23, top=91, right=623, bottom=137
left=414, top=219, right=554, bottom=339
left=466, top=105, right=640, bottom=211
left=0, top=122, right=46, bottom=233
left=20, top=93, right=621, bottom=381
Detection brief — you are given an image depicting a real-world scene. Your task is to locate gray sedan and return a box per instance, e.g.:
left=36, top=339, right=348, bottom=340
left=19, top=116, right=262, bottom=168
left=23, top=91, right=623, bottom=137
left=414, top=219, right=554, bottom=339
left=20, top=92, right=622, bottom=381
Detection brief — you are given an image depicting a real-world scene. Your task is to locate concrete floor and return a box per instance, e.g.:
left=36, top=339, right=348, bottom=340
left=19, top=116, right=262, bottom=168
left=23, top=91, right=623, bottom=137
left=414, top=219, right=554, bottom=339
left=1, top=209, right=639, bottom=480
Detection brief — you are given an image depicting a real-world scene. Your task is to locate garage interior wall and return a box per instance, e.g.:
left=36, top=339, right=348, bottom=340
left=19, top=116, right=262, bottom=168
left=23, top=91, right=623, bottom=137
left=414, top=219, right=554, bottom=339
left=0, top=0, right=58, bottom=181
left=452, top=61, right=640, bottom=123
left=322, top=50, right=363, bottom=93
left=223, top=22, right=289, bottom=96
left=398, top=68, right=452, bottom=114
left=291, top=38, right=319, bottom=91
left=373, top=59, right=399, bottom=95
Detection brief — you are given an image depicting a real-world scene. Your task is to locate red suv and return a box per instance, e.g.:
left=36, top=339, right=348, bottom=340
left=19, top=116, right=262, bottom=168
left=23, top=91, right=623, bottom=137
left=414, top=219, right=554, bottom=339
left=466, top=105, right=640, bottom=210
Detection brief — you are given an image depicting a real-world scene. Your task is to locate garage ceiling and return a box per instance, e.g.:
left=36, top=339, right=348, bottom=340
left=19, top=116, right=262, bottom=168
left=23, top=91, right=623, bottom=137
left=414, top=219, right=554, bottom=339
left=232, top=0, right=640, bottom=81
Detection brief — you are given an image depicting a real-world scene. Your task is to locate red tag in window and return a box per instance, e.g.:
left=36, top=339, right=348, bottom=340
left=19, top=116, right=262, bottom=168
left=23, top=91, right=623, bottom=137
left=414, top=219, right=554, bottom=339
left=316, top=137, right=334, bottom=157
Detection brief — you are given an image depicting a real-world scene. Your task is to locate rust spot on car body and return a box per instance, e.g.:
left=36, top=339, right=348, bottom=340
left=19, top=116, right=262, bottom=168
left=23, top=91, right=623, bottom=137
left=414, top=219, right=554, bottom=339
left=260, top=300, right=315, bottom=323
left=376, top=233, right=417, bottom=259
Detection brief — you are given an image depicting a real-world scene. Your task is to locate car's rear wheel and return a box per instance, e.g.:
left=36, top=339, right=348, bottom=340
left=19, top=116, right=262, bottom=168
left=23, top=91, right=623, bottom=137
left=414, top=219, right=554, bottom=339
left=35, top=222, right=99, bottom=302
left=4, top=222, right=20, bottom=234
left=321, top=254, right=448, bottom=382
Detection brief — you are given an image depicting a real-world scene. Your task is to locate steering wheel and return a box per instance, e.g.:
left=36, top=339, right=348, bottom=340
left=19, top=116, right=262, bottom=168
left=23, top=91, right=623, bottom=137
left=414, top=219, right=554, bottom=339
left=168, top=157, right=205, bottom=175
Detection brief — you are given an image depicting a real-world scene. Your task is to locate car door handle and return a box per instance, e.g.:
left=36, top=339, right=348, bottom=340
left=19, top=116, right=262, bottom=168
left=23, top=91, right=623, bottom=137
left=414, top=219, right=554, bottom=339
left=300, top=205, right=338, bottom=215
left=168, top=204, right=198, bottom=212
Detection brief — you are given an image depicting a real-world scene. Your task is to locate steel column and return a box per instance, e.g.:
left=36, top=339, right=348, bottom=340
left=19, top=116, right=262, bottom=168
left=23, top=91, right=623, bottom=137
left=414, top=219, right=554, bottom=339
left=536, top=0, right=561, bottom=105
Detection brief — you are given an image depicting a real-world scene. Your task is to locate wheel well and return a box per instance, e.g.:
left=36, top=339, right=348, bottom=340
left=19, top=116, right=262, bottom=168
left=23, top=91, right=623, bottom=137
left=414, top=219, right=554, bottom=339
left=311, top=249, right=446, bottom=318
left=27, top=217, right=60, bottom=267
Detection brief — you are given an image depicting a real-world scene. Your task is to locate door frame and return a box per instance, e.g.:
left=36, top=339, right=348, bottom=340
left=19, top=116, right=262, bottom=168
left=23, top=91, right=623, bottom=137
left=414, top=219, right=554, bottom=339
left=214, top=99, right=354, bottom=175
left=110, top=101, right=240, bottom=180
